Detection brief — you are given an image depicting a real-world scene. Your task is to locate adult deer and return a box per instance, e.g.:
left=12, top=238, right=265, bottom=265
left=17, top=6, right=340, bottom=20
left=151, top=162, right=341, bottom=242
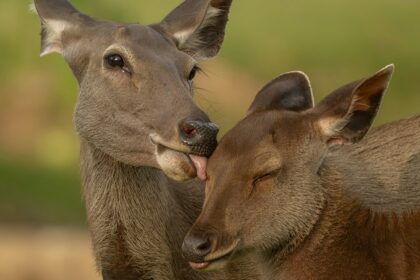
left=183, top=65, right=420, bottom=279
left=33, top=0, right=259, bottom=279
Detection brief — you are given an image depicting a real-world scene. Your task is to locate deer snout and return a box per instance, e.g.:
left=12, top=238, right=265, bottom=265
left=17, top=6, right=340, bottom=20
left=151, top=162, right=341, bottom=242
left=179, top=119, right=219, bottom=157
left=182, top=230, right=213, bottom=263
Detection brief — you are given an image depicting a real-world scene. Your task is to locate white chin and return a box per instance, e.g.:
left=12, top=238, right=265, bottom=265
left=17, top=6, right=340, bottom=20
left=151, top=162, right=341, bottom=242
left=156, top=148, right=196, bottom=181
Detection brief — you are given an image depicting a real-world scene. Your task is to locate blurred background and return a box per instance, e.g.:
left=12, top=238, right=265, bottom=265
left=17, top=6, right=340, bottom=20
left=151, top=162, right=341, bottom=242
left=0, top=0, right=419, bottom=279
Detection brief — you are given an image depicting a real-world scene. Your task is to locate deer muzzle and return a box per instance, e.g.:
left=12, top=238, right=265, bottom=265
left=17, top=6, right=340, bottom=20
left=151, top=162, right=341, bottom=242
left=179, top=120, right=219, bottom=157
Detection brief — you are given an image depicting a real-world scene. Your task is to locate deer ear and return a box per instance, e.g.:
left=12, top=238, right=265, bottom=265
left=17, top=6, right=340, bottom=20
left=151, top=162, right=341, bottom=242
left=33, top=0, right=92, bottom=56
left=247, top=71, right=314, bottom=115
left=314, top=64, right=394, bottom=146
left=155, top=0, right=232, bottom=61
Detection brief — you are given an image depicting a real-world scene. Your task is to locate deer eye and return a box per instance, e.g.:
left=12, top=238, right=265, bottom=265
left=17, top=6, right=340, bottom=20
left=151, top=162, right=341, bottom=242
left=105, top=54, right=125, bottom=68
left=252, top=169, right=280, bottom=188
left=188, top=65, right=200, bottom=81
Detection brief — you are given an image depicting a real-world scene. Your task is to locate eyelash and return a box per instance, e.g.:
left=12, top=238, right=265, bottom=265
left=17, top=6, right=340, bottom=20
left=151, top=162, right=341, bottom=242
left=188, top=65, right=201, bottom=81
left=252, top=169, right=280, bottom=187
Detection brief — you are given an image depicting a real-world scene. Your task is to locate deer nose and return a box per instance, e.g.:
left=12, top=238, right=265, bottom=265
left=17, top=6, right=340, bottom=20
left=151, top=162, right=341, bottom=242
left=182, top=231, right=213, bottom=262
left=179, top=119, right=219, bottom=157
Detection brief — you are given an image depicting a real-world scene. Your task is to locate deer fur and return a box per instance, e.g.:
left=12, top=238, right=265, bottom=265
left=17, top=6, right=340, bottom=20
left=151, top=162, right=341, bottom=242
left=347, top=115, right=420, bottom=212
left=34, top=0, right=260, bottom=279
left=184, top=65, right=420, bottom=279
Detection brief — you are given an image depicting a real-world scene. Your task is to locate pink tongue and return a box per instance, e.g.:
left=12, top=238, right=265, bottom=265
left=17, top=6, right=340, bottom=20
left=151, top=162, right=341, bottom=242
left=189, top=155, right=208, bottom=181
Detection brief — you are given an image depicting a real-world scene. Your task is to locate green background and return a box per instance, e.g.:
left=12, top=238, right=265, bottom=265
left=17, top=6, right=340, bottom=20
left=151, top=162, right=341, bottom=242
left=0, top=0, right=419, bottom=226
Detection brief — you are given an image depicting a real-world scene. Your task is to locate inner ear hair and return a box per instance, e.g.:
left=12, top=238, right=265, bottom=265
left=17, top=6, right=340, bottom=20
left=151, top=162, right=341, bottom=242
left=316, top=64, right=394, bottom=146
left=174, top=3, right=228, bottom=60
left=40, top=19, right=68, bottom=56
left=174, top=5, right=222, bottom=47
left=33, top=0, right=92, bottom=56
left=156, top=0, right=233, bottom=61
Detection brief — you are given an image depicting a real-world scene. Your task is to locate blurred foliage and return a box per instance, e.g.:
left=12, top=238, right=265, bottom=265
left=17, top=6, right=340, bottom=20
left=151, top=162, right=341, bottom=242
left=0, top=0, right=419, bottom=225
left=0, top=155, right=83, bottom=225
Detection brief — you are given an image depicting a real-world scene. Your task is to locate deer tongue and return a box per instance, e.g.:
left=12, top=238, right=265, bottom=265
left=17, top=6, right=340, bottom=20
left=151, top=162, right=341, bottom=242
left=189, top=155, right=207, bottom=181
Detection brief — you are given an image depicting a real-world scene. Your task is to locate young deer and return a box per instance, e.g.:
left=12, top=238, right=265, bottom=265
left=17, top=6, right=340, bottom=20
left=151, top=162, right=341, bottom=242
left=347, top=114, right=420, bottom=212
left=33, top=0, right=260, bottom=279
left=183, top=65, right=420, bottom=279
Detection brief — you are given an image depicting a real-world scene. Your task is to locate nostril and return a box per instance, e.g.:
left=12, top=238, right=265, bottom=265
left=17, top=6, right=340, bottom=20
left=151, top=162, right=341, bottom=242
left=179, top=119, right=219, bottom=156
left=183, top=232, right=213, bottom=261
left=182, top=122, right=198, bottom=138
left=196, top=238, right=211, bottom=253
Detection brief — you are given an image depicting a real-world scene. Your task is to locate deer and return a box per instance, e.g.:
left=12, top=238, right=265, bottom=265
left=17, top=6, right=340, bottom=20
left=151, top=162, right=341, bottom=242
left=347, top=114, right=420, bottom=213
left=33, top=0, right=261, bottom=279
left=182, top=65, right=420, bottom=279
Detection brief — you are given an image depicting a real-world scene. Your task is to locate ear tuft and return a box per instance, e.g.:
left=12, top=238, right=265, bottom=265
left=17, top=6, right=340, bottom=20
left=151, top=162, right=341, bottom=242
left=315, top=64, right=394, bottom=146
left=40, top=19, right=68, bottom=56
left=33, top=0, right=91, bottom=57
left=156, top=0, right=232, bottom=61
left=247, top=71, right=314, bottom=115
left=174, top=5, right=224, bottom=59
left=173, top=6, right=222, bottom=45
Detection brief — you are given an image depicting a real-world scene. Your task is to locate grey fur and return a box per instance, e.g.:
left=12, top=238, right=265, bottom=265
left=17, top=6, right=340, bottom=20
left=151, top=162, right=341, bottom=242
left=33, top=0, right=260, bottom=279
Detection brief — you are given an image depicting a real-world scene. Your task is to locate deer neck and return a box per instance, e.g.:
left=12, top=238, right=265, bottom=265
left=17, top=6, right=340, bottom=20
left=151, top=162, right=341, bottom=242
left=268, top=151, right=420, bottom=279
left=79, top=137, right=171, bottom=210
left=78, top=138, right=199, bottom=278
left=263, top=153, right=380, bottom=279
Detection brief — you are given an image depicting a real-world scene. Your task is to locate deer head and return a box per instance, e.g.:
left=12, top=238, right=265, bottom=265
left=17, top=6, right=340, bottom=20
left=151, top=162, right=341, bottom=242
left=33, top=0, right=233, bottom=181
left=182, top=65, right=394, bottom=270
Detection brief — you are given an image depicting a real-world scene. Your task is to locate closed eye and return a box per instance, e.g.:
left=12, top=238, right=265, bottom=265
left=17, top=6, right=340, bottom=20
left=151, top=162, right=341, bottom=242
left=252, top=169, right=281, bottom=188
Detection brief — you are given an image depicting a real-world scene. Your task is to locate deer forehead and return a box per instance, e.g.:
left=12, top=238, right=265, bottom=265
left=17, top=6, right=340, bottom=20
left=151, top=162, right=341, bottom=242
left=75, top=24, right=168, bottom=57
left=103, top=25, right=166, bottom=52
left=208, top=112, right=313, bottom=177
left=228, top=112, right=308, bottom=148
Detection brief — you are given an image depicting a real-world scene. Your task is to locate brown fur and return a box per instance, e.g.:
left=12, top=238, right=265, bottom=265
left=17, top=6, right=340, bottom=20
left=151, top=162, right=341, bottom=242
left=34, top=0, right=259, bottom=279
left=348, top=115, right=420, bottom=212
left=184, top=66, right=420, bottom=279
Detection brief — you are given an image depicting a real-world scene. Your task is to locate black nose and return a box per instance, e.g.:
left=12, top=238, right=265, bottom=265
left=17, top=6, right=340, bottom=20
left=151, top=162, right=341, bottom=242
left=179, top=119, right=219, bottom=157
left=182, top=231, right=213, bottom=262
